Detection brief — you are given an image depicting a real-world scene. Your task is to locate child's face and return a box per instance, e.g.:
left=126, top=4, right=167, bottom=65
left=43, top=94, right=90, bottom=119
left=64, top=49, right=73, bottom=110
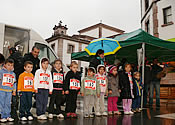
left=98, top=53, right=104, bottom=59
left=87, top=70, right=94, bottom=77
left=99, top=67, right=105, bottom=75
left=125, top=65, right=131, bottom=72
left=112, top=67, right=117, bottom=76
left=71, top=64, right=78, bottom=73
left=54, top=61, right=62, bottom=71
left=4, top=62, right=14, bottom=71
left=41, top=61, right=49, bottom=71
left=135, top=74, right=140, bottom=80
left=24, top=64, right=33, bottom=73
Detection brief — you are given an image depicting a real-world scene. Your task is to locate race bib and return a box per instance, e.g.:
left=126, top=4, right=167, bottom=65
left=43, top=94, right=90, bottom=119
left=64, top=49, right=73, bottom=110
left=39, top=73, right=50, bottom=84
left=97, top=77, right=106, bottom=87
left=84, top=80, right=96, bottom=90
left=2, top=74, right=15, bottom=87
left=70, top=79, right=80, bottom=90
left=53, top=73, right=63, bottom=84
left=24, top=76, right=34, bottom=89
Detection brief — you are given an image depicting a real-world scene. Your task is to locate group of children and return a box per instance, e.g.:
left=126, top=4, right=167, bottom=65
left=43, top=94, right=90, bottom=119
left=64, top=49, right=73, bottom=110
left=0, top=57, right=143, bottom=122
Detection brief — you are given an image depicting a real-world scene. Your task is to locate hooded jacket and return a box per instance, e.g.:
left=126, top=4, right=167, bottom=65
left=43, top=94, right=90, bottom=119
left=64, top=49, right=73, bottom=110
left=51, top=68, right=64, bottom=90
left=34, top=57, right=53, bottom=92
left=95, top=65, right=108, bottom=93
left=0, top=67, right=16, bottom=92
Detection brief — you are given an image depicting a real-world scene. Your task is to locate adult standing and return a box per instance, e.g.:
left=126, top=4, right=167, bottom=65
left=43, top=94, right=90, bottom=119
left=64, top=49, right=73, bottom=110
left=0, top=53, right=5, bottom=69
left=149, top=58, right=163, bottom=107
left=23, top=46, right=40, bottom=75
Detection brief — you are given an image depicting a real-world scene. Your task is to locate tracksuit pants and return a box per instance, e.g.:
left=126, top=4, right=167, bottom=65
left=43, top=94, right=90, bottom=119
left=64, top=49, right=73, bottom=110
left=84, top=95, right=95, bottom=115
left=36, top=89, right=49, bottom=116
left=122, top=99, right=132, bottom=112
left=108, top=96, right=119, bottom=112
left=95, top=93, right=105, bottom=113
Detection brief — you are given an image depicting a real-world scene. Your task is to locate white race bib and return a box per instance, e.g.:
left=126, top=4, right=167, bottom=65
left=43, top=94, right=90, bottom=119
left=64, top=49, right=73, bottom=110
left=53, top=73, right=63, bottom=84
left=97, top=77, right=106, bottom=87
left=84, top=80, right=96, bottom=90
left=2, top=74, right=15, bottom=87
left=39, top=73, right=50, bottom=84
left=24, top=76, right=34, bottom=89
left=70, top=79, right=80, bottom=90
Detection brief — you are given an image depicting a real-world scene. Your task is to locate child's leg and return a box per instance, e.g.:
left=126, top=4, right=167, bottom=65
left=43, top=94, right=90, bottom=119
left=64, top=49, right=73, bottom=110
left=26, top=92, right=33, bottom=117
left=19, top=92, right=27, bottom=118
left=83, top=95, right=90, bottom=115
left=0, top=91, right=6, bottom=118
left=122, top=99, right=127, bottom=112
left=99, top=93, right=105, bottom=113
left=36, top=89, right=44, bottom=116
left=89, top=95, right=95, bottom=115
left=132, top=98, right=137, bottom=110
left=95, top=95, right=100, bottom=113
left=137, top=96, right=141, bottom=109
left=42, top=89, right=49, bottom=114
left=65, top=93, right=71, bottom=113
left=55, top=91, right=62, bottom=115
left=127, top=99, right=132, bottom=112
left=108, top=97, right=113, bottom=112
left=48, top=90, right=56, bottom=114
left=4, top=92, right=12, bottom=118
left=113, top=97, right=118, bottom=111
left=71, top=91, right=78, bottom=113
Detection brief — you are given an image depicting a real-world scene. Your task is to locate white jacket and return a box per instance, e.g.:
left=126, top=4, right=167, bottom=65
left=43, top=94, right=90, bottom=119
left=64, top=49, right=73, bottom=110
left=34, top=58, right=53, bottom=92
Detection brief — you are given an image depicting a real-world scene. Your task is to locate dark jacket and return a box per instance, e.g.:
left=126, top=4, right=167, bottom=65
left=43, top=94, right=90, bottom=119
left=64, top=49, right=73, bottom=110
left=119, top=71, right=137, bottom=99
left=64, top=70, right=81, bottom=92
left=23, top=53, right=40, bottom=75
left=140, top=65, right=151, bottom=85
left=51, top=68, right=64, bottom=90
left=89, top=57, right=101, bottom=70
left=151, top=64, right=163, bottom=82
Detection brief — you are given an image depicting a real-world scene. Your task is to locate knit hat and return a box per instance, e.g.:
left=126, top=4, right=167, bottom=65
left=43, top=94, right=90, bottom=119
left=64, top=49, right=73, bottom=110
left=108, top=65, right=117, bottom=74
left=88, top=67, right=96, bottom=74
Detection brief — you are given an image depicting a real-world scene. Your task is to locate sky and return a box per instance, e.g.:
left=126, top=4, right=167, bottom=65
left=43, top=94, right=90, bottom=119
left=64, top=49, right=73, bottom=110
left=0, top=0, right=141, bottom=39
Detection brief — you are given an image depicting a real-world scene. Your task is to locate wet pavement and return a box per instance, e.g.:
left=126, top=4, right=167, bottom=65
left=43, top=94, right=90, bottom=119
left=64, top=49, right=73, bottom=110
left=1, top=97, right=175, bottom=125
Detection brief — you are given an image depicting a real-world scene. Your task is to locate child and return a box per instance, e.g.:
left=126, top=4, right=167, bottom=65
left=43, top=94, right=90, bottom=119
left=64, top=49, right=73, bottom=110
left=34, top=57, right=53, bottom=120
left=107, top=65, right=121, bottom=115
left=48, top=59, right=64, bottom=119
left=81, top=67, right=100, bottom=118
left=119, top=64, right=136, bottom=115
left=132, top=72, right=143, bottom=113
left=0, top=59, right=16, bottom=122
left=64, top=61, right=81, bottom=118
left=18, top=61, right=34, bottom=121
left=95, top=65, right=108, bottom=116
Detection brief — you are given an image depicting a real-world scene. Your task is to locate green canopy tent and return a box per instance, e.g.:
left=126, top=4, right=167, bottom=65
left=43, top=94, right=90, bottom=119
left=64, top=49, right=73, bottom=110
left=71, top=29, right=175, bottom=64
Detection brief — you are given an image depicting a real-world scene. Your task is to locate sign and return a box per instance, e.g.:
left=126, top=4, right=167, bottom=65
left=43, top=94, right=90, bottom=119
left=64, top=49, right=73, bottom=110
left=53, top=73, right=63, bottom=84
left=39, top=73, right=50, bottom=84
left=70, top=79, right=80, bottom=90
left=84, top=80, right=96, bottom=90
left=24, top=76, right=34, bottom=89
left=2, top=74, right=14, bottom=87
left=97, top=77, right=106, bottom=87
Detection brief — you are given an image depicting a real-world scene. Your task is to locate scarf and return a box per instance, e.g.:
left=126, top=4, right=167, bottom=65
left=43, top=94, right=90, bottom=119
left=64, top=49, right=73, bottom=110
left=127, top=72, right=134, bottom=98
left=97, top=57, right=105, bottom=65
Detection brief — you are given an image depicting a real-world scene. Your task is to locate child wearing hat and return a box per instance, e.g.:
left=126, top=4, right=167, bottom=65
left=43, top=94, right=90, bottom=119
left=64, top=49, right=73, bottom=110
left=107, top=65, right=121, bottom=115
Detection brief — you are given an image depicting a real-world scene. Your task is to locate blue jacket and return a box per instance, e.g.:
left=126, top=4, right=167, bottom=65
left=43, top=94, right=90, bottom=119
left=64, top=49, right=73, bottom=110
left=0, top=68, right=16, bottom=92
left=133, top=78, right=143, bottom=97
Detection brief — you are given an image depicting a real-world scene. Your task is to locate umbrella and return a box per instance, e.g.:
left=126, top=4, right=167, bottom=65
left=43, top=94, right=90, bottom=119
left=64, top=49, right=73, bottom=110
left=84, top=38, right=121, bottom=56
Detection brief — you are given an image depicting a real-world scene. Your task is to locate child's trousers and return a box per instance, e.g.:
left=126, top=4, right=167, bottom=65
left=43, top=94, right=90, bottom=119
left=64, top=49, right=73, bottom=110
left=84, top=95, right=95, bottom=115
left=132, top=96, right=141, bottom=110
left=36, top=89, right=49, bottom=116
left=48, top=90, right=63, bottom=115
left=108, top=96, right=118, bottom=112
left=95, top=93, right=105, bottom=113
left=0, top=91, right=12, bottom=118
left=19, top=92, right=33, bottom=118
left=122, top=99, right=132, bottom=112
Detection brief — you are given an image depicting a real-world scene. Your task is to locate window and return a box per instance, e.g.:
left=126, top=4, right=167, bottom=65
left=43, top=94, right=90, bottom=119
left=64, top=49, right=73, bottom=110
left=145, top=0, right=149, bottom=11
left=67, top=44, right=74, bottom=54
left=163, top=6, right=172, bottom=24
left=145, top=19, right=150, bottom=33
left=51, top=43, right=55, bottom=51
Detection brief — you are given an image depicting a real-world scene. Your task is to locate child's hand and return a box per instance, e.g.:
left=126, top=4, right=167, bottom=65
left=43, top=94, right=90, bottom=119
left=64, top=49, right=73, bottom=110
left=81, top=93, right=84, bottom=96
left=139, top=86, right=142, bottom=89
left=49, top=92, right=52, bottom=95
left=105, top=93, right=108, bottom=96
left=35, top=90, right=38, bottom=93
left=97, top=94, right=100, bottom=98
left=65, top=90, right=69, bottom=94
left=62, top=91, right=64, bottom=95
left=108, top=90, right=112, bottom=94
left=12, top=91, right=16, bottom=96
left=119, top=89, right=121, bottom=93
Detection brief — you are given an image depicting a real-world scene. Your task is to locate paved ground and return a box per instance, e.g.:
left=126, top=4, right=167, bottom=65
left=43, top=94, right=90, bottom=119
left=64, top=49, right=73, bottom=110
left=1, top=97, right=175, bottom=125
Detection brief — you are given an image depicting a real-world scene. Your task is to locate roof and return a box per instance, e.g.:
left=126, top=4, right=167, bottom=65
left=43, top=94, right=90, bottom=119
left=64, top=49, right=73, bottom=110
left=78, top=23, right=125, bottom=34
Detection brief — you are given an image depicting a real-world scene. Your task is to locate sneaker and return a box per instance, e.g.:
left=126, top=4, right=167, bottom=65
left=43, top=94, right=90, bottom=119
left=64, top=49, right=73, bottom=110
left=28, top=116, right=33, bottom=120
left=48, top=114, right=53, bottom=119
left=0, top=118, right=7, bottom=122
left=84, top=114, right=89, bottom=118
left=7, top=117, right=14, bottom=122
left=37, top=115, right=43, bottom=120
left=57, top=114, right=64, bottom=119
left=102, top=112, right=108, bottom=116
left=89, top=114, right=94, bottom=118
left=108, top=111, right=113, bottom=115
left=20, top=117, right=27, bottom=121
left=41, top=115, right=47, bottom=120
left=136, top=108, right=141, bottom=113
left=71, top=113, right=77, bottom=118
left=131, top=109, right=136, bottom=113
left=114, top=111, right=121, bottom=115
left=124, top=111, right=129, bottom=115
left=95, top=112, right=101, bottom=117
left=129, top=111, right=134, bottom=115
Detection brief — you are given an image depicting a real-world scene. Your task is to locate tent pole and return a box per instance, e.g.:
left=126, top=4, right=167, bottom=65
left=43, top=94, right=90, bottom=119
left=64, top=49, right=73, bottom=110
left=141, top=42, right=145, bottom=109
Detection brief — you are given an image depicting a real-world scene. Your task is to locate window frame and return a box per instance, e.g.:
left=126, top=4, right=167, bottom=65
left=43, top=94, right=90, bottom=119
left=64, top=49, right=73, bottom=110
left=67, top=43, right=75, bottom=54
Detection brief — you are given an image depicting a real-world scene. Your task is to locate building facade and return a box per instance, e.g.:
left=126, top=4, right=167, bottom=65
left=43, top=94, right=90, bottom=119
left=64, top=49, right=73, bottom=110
left=46, top=21, right=124, bottom=77
left=141, top=0, right=175, bottom=40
